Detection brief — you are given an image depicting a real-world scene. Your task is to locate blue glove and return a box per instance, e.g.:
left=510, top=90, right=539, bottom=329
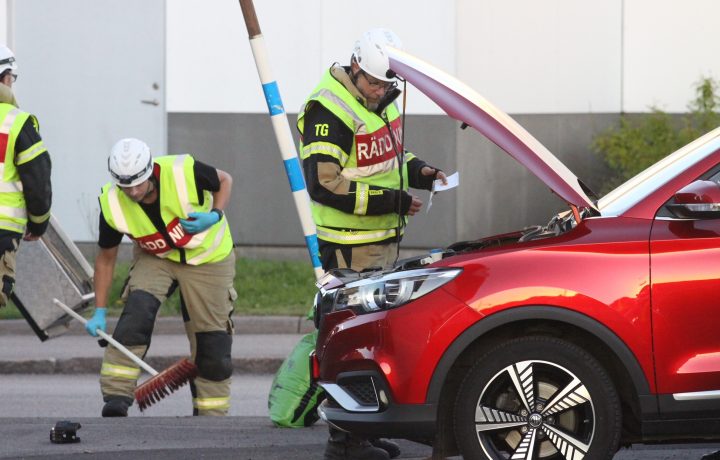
left=85, top=308, right=107, bottom=337
left=179, top=211, right=220, bottom=234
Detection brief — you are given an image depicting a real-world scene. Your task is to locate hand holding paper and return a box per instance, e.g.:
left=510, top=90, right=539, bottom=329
left=433, top=171, right=459, bottom=192
left=427, top=172, right=459, bottom=213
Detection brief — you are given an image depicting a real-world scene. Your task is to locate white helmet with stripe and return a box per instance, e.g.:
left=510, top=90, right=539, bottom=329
left=108, top=138, right=153, bottom=187
left=0, top=45, right=17, bottom=75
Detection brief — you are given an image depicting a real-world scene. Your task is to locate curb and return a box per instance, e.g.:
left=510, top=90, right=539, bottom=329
left=0, top=356, right=285, bottom=375
left=0, top=315, right=315, bottom=336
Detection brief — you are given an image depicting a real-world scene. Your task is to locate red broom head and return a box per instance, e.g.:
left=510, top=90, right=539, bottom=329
left=134, top=358, right=199, bottom=412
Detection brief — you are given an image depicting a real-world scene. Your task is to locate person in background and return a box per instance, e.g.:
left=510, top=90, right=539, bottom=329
left=0, top=45, right=52, bottom=309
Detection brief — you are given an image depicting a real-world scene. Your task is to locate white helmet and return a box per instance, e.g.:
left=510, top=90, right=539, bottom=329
left=352, top=28, right=403, bottom=82
left=108, top=138, right=153, bottom=187
left=0, top=45, right=17, bottom=75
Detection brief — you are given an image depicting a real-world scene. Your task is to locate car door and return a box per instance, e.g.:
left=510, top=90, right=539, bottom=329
left=650, top=168, right=720, bottom=416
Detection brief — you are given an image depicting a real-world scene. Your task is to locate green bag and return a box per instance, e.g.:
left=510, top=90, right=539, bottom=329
left=268, top=330, right=325, bottom=427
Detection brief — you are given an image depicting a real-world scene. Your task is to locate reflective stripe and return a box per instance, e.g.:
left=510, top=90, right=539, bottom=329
left=354, top=183, right=369, bottom=215
left=307, top=88, right=364, bottom=130
left=169, top=155, right=203, bottom=249
left=107, top=187, right=130, bottom=234
left=342, top=156, right=398, bottom=180
left=171, top=154, right=212, bottom=251
left=15, top=140, right=46, bottom=165
left=193, top=396, right=231, bottom=410
left=0, top=205, right=26, bottom=219
left=169, top=155, right=217, bottom=253
left=100, top=362, right=141, bottom=380
left=0, top=218, right=26, bottom=233
left=0, top=108, right=19, bottom=135
left=301, top=141, right=349, bottom=164
left=0, top=181, right=22, bottom=192
left=316, top=226, right=400, bottom=244
left=28, top=210, right=50, bottom=223
left=172, top=155, right=193, bottom=215
left=187, top=218, right=228, bottom=265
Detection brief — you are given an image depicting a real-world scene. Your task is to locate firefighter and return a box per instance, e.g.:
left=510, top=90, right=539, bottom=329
left=0, top=45, right=52, bottom=308
left=85, top=138, right=237, bottom=417
left=297, top=29, right=446, bottom=460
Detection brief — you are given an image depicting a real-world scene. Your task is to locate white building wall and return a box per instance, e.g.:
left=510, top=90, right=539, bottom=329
left=623, top=0, right=720, bottom=112
left=167, top=0, right=454, bottom=114
left=167, top=0, right=720, bottom=115
left=457, top=0, right=622, bottom=114
left=0, top=1, right=9, bottom=46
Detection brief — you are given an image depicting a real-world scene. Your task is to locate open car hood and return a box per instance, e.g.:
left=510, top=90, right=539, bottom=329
left=387, top=47, right=597, bottom=211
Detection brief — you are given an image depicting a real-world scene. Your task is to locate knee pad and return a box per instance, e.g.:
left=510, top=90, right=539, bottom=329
left=1, top=274, right=14, bottom=300
left=195, top=331, right=233, bottom=381
left=113, top=290, right=161, bottom=346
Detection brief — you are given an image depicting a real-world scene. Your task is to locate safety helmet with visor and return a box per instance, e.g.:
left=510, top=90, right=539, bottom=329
left=352, top=28, right=403, bottom=84
left=108, top=138, right=153, bottom=187
left=0, top=45, right=17, bottom=80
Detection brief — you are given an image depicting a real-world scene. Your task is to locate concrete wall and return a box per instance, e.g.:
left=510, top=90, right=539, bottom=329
left=169, top=112, right=615, bottom=247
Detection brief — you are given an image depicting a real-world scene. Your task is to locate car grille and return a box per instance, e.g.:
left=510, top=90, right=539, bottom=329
left=340, top=376, right=378, bottom=406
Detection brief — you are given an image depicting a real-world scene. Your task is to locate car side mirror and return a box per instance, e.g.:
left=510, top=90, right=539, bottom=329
left=667, top=179, right=720, bottom=219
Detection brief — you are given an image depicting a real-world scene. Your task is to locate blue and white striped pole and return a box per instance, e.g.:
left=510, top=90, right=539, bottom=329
left=238, top=0, right=323, bottom=280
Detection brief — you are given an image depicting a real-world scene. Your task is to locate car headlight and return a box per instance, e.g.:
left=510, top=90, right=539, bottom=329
left=325, top=268, right=462, bottom=314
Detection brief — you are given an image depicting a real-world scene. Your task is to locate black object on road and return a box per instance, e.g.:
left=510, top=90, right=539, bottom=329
left=50, top=420, right=81, bottom=443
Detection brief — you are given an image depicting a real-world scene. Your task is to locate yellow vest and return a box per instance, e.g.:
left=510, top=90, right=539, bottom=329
left=0, top=103, right=45, bottom=234
left=298, top=69, right=414, bottom=245
left=99, top=155, right=233, bottom=265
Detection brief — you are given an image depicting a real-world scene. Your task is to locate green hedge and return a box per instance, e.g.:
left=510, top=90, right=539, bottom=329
left=593, top=77, right=720, bottom=194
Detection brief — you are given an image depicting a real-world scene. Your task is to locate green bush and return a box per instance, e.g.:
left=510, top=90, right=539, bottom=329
left=593, top=77, right=720, bottom=194
left=105, top=257, right=317, bottom=317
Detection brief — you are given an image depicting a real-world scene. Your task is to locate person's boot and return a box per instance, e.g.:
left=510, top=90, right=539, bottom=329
left=702, top=451, right=720, bottom=460
left=101, top=396, right=133, bottom=417
left=370, top=438, right=401, bottom=459
left=323, top=428, right=389, bottom=460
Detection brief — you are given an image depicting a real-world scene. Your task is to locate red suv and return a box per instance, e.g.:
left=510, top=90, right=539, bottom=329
left=312, top=48, right=720, bottom=459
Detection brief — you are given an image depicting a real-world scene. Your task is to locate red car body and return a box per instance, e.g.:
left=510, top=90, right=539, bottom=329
left=313, top=48, right=720, bottom=459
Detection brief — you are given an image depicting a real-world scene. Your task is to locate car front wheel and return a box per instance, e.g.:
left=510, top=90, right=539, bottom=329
left=454, top=336, right=621, bottom=460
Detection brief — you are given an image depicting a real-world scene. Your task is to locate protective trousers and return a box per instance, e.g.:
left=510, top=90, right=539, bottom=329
left=0, top=235, right=18, bottom=307
left=100, top=247, right=237, bottom=415
left=318, top=241, right=398, bottom=272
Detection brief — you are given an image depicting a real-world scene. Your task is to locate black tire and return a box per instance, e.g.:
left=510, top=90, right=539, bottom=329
left=454, top=336, right=621, bottom=460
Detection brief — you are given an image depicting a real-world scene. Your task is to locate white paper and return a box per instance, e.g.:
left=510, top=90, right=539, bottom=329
left=427, top=172, right=459, bottom=213
left=433, top=171, right=459, bottom=192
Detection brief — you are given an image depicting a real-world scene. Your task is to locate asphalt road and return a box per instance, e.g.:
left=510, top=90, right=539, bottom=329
left=0, top=374, right=718, bottom=459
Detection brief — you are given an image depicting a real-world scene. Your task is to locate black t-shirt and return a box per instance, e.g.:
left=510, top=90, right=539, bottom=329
left=98, top=160, right=220, bottom=249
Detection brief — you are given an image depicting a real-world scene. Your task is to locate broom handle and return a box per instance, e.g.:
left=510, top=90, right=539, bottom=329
left=52, top=299, right=158, bottom=376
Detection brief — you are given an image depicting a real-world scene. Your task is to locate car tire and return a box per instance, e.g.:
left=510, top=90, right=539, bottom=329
left=454, top=336, right=621, bottom=460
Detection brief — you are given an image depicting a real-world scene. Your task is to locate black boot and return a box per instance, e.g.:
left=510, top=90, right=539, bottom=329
left=702, top=451, right=720, bottom=460
left=323, top=427, right=389, bottom=460
left=101, top=396, right=133, bottom=417
left=370, top=438, right=401, bottom=459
